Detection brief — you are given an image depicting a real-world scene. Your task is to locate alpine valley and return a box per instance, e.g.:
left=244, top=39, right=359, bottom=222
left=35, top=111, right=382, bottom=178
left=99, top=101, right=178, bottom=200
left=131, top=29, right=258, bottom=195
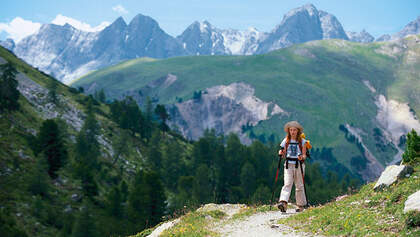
left=1, top=3, right=420, bottom=237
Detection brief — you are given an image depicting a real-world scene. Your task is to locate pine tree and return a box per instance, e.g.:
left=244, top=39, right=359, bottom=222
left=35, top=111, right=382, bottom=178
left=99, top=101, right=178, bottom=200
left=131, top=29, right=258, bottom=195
left=127, top=170, right=150, bottom=231
left=144, top=171, right=166, bottom=226
left=161, top=139, right=184, bottom=192
left=225, top=133, right=245, bottom=187
left=154, top=104, right=169, bottom=131
left=111, top=130, right=129, bottom=166
left=72, top=201, right=99, bottom=237
left=0, top=62, right=19, bottom=112
left=143, top=97, right=154, bottom=140
left=36, top=119, right=67, bottom=179
left=147, top=129, right=162, bottom=170
left=105, top=186, right=123, bottom=218
left=73, top=103, right=100, bottom=197
left=48, top=80, right=58, bottom=104
left=240, top=162, right=257, bottom=200
left=193, top=164, right=212, bottom=204
left=97, top=89, right=106, bottom=103
left=402, top=129, right=420, bottom=165
left=27, top=153, right=50, bottom=197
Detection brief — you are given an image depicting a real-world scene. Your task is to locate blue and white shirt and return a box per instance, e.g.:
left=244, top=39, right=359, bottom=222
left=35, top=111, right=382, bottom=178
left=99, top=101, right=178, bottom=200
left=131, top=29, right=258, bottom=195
left=280, top=138, right=306, bottom=164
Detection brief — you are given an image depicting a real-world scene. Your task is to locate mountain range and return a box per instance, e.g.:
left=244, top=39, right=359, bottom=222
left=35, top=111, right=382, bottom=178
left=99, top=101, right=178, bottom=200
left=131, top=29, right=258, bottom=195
left=2, top=4, right=419, bottom=84
left=72, top=34, right=420, bottom=181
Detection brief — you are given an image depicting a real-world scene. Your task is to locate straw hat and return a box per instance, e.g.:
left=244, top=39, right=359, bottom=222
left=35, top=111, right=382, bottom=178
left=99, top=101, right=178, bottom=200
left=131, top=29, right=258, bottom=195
left=284, top=121, right=303, bottom=133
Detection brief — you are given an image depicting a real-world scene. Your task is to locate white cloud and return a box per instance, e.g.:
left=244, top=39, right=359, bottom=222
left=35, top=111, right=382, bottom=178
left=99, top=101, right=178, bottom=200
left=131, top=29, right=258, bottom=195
left=112, top=4, right=129, bottom=14
left=51, top=14, right=110, bottom=32
left=0, top=17, right=41, bottom=43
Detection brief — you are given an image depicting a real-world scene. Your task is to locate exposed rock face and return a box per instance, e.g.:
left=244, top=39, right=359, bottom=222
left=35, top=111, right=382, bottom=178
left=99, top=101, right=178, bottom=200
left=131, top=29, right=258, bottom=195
left=11, top=4, right=351, bottom=82
left=375, top=94, right=420, bottom=163
left=177, top=21, right=266, bottom=56
left=375, top=34, right=391, bottom=42
left=393, top=16, right=420, bottom=40
left=168, top=82, right=287, bottom=143
left=346, top=30, right=375, bottom=43
left=404, top=190, right=420, bottom=213
left=15, top=71, right=85, bottom=131
left=374, top=165, right=414, bottom=191
left=256, top=4, right=348, bottom=53
left=319, top=10, right=348, bottom=40
left=177, top=21, right=227, bottom=56
left=13, top=15, right=186, bottom=84
left=0, top=38, right=15, bottom=51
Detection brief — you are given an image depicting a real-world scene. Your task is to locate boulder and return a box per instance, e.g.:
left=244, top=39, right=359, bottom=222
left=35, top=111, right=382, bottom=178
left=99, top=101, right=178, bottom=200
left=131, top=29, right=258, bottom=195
left=404, top=190, right=420, bottom=213
left=373, top=165, right=413, bottom=191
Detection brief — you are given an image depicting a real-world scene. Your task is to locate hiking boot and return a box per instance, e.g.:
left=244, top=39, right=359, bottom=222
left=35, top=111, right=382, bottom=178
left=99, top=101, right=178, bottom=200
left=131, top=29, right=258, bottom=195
left=277, top=201, right=287, bottom=213
left=295, top=206, right=305, bottom=212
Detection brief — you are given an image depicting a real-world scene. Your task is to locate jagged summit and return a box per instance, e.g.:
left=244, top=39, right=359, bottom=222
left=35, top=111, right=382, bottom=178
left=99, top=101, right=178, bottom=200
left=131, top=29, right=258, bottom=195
left=106, top=16, right=127, bottom=30
left=8, top=4, right=416, bottom=83
left=346, top=29, right=375, bottom=43
left=393, top=15, right=420, bottom=40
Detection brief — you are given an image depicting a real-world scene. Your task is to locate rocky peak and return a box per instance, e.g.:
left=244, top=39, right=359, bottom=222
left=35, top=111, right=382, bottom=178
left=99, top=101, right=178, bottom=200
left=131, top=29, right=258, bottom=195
left=177, top=20, right=226, bottom=55
left=393, top=16, right=420, bottom=40
left=376, top=34, right=391, bottom=42
left=319, top=10, right=348, bottom=39
left=103, top=16, right=127, bottom=33
left=346, top=29, right=374, bottom=43
left=128, top=13, right=159, bottom=30
left=256, top=4, right=323, bottom=53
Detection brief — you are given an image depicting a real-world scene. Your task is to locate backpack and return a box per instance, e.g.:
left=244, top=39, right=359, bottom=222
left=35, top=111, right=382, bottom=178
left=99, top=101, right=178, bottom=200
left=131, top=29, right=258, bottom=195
left=282, top=133, right=312, bottom=158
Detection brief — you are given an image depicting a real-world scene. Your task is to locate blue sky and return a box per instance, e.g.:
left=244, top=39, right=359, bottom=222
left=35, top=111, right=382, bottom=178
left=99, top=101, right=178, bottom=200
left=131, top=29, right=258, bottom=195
left=1, top=0, right=419, bottom=42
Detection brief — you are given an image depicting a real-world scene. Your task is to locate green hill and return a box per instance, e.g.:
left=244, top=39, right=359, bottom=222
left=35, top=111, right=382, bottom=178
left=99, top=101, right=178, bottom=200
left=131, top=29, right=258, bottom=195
left=0, top=46, right=182, bottom=236
left=72, top=36, right=420, bottom=180
left=1, top=45, right=360, bottom=237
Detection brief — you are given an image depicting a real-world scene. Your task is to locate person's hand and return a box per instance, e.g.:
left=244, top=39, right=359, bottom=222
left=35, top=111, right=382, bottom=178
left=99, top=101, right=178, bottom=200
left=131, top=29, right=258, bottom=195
left=298, top=155, right=306, bottom=161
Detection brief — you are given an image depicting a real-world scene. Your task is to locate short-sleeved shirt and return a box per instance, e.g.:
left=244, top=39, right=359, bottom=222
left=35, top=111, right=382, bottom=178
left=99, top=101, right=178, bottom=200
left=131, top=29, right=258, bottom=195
left=280, top=138, right=306, bottom=164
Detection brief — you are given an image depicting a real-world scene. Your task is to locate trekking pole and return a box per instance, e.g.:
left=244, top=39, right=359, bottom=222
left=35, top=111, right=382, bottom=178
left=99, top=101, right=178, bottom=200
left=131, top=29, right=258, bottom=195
left=299, top=160, right=309, bottom=208
left=270, top=148, right=284, bottom=210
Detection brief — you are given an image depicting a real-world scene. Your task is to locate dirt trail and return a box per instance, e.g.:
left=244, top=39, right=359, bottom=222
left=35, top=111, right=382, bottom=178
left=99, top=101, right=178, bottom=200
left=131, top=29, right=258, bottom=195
left=147, top=204, right=319, bottom=237
left=213, top=207, right=316, bottom=237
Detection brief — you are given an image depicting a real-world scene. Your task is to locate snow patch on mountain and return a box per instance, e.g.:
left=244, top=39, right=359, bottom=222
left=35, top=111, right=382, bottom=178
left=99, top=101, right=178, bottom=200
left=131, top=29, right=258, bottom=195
left=221, top=28, right=266, bottom=55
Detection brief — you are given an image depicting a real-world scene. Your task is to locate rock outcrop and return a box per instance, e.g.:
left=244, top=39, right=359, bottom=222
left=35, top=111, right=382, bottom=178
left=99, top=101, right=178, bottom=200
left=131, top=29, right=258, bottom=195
left=168, top=82, right=287, bottom=143
left=404, top=190, right=420, bottom=213
left=374, top=165, right=414, bottom=191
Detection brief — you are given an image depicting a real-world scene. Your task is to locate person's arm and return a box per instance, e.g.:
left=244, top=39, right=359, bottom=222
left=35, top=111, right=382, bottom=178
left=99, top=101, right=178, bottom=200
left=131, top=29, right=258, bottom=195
left=299, top=140, right=307, bottom=160
left=278, top=139, right=286, bottom=157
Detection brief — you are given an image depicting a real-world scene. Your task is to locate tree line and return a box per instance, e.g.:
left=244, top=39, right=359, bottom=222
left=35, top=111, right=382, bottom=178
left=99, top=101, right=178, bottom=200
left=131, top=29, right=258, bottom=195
left=1, top=62, right=363, bottom=237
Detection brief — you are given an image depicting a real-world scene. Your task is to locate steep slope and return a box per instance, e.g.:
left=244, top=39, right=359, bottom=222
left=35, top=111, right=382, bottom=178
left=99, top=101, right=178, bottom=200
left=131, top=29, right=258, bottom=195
left=0, top=46, right=179, bottom=236
left=73, top=36, right=420, bottom=181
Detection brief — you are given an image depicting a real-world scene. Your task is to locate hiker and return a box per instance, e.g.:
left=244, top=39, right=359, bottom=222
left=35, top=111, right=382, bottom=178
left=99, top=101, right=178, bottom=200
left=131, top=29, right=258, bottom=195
left=277, top=121, right=307, bottom=213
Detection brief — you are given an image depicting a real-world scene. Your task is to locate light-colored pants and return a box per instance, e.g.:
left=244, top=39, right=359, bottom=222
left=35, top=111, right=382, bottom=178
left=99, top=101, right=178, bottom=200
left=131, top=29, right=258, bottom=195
left=279, top=161, right=307, bottom=206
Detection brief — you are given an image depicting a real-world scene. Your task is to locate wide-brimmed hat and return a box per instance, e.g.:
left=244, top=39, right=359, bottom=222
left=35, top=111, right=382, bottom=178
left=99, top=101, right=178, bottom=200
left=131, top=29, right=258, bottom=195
left=284, top=121, right=303, bottom=133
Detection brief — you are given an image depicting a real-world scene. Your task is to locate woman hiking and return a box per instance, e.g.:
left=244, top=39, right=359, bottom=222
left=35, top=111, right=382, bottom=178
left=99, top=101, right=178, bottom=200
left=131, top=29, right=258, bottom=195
left=277, top=121, right=307, bottom=213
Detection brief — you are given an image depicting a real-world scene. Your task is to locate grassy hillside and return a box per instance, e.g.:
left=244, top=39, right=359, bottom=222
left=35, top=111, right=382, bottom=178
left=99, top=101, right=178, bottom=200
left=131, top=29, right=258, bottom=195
left=72, top=36, right=420, bottom=178
left=278, top=164, right=420, bottom=236
left=1, top=46, right=358, bottom=237
left=0, top=46, right=180, bottom=236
